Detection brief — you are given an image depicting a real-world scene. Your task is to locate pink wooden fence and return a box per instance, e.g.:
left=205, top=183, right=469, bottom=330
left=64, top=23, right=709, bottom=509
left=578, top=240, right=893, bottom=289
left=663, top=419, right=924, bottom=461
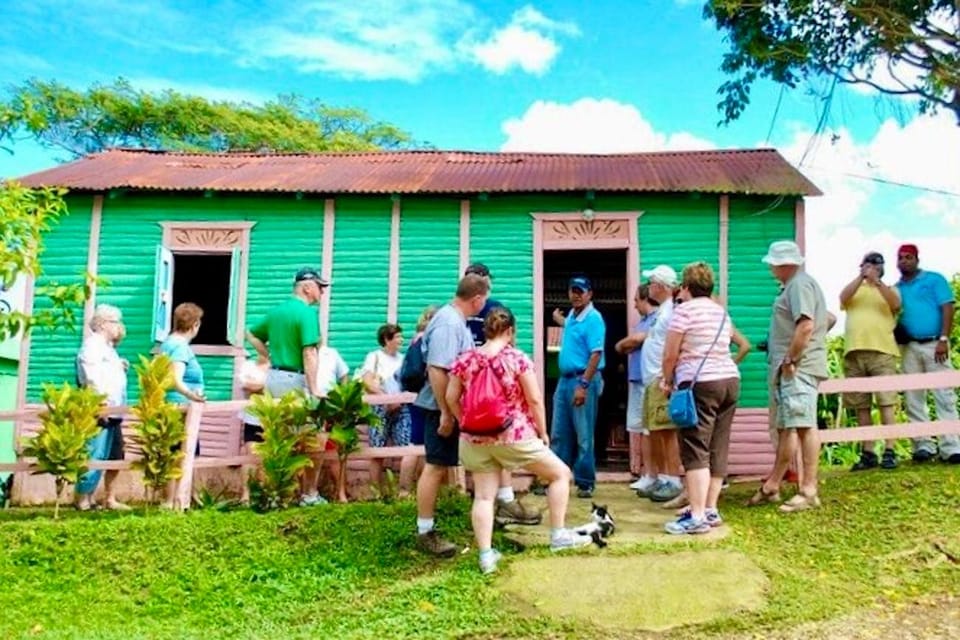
left=0, top=392, right=422, bottom=509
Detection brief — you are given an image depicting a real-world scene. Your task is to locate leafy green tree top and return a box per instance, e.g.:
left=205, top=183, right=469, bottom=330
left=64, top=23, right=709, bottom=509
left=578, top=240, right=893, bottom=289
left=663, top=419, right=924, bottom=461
left=0, top=77, right=415, bottom=158
left=0, top=181, right=93, bottom=342
left=705, top=1, right=959, bottom=124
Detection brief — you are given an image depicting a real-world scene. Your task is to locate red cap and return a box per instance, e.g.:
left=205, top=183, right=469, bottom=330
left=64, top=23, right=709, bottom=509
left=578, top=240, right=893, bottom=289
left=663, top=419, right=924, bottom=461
left=897, top=244, right=919, bottom=258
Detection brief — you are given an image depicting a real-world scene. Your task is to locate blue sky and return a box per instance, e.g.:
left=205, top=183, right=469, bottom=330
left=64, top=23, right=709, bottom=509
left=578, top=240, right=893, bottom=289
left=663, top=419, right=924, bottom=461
left=1, top=0, right=958, bottom=314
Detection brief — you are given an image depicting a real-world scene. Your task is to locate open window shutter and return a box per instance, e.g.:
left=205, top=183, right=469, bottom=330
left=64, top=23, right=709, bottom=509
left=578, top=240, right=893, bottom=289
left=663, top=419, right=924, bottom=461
left=152, top=245, right=174, bottom=342
left=226, top=246, right=243, bottom=346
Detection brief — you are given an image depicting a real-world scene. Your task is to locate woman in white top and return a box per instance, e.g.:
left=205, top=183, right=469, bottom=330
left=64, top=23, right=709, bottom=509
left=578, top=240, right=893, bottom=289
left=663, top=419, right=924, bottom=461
left=660, top=262, right=741, bottom=535
left=358, top=323, right=417, bottom=495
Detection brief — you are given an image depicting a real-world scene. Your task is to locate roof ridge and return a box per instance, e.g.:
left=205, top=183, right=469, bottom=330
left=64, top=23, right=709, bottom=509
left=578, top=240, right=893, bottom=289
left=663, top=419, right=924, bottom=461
left=100, top=146, right=782, bottom=159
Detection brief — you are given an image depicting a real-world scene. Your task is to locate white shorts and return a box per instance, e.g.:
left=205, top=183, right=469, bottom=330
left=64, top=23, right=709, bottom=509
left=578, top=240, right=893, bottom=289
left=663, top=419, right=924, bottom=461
left=626, top=381, right=648, bottom=435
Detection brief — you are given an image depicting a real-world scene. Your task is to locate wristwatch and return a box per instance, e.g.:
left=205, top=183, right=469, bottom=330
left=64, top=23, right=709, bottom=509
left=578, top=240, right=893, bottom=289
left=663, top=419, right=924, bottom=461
left=577, top=376, right=591, bottom=389
left=782, top=356, right=795, bottom=366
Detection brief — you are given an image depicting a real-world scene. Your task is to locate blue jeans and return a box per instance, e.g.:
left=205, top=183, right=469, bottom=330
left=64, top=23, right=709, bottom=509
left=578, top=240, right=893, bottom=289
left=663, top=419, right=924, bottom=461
left=550, top=376, right=602, bottom=491
left=75, top=418, right=123, bottom=496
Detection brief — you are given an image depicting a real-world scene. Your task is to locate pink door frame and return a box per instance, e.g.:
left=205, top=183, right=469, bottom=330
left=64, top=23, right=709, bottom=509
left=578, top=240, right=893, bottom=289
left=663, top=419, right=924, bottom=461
left=531, top=212, right=642, bottom=393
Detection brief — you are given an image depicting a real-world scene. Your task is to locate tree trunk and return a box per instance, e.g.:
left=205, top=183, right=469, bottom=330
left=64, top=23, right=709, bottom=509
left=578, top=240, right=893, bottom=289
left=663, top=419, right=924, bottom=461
left=337, top=453, right=349, bottom=503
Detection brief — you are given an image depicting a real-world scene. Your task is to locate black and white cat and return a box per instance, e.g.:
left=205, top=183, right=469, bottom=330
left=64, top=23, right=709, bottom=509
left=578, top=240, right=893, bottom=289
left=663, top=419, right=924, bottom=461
left=574, top=502, right=616, bottom=548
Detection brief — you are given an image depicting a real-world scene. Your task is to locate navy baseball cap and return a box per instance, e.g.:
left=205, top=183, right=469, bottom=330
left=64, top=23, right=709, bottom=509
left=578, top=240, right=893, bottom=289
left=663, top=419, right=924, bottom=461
left=464, top=262, right=491, bottom=278
left=569, top=276, right=592, bottom=291
left=294, top=267, right=329, bottom=287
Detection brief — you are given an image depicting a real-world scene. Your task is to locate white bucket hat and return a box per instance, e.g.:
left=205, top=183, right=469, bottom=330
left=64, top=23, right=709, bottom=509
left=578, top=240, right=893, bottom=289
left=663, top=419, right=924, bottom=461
left=762, top=240, right=805, bottom=266
left=642, top=265, right=679, bottom=287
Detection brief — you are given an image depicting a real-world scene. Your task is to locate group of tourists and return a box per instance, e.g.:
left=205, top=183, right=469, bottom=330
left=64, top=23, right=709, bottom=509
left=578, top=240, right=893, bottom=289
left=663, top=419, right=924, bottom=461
left=68, top=238, right=956, bottom=574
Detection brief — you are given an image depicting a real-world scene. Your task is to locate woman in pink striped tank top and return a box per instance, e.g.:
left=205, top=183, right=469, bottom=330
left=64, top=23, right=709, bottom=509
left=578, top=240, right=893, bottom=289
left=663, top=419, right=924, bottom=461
left=659, top=262, right=741, bottom=535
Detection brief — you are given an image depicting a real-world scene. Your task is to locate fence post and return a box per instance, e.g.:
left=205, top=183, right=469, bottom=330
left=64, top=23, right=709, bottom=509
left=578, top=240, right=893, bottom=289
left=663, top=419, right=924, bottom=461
left=176, top=402, right=204, bottom=511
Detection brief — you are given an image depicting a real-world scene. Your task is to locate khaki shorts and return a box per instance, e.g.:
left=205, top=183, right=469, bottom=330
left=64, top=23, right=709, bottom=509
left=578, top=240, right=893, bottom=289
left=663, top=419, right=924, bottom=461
left=459, top=438, right=549, bottom=473
left=643, top=378, right=676, bottom=432
left=772, top=371, right=820, bottom=429
left=843, top=350, right=898, bottom=409
left=626, top=381, right=647, bottom=435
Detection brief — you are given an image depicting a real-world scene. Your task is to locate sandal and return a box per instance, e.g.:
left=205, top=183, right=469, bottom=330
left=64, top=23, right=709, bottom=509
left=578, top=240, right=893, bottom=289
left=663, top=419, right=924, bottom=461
left=745, top=485, right=781, bottom=507
left=778, top=493, right=821, bottom=513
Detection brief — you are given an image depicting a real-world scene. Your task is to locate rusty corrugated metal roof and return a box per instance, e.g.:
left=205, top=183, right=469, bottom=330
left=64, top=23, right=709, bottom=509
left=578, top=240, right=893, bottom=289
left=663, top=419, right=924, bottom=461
left=15, top=148, right=821, bottom=196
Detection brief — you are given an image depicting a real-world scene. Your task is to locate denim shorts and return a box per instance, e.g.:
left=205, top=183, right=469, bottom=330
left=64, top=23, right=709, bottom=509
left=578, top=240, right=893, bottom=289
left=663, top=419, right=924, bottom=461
left=422, top=409, right=460, bottom=467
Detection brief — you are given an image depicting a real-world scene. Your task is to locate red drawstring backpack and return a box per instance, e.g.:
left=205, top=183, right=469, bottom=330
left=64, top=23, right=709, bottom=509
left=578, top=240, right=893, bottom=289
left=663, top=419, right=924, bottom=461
left=460, top=354, right=511, bottom=436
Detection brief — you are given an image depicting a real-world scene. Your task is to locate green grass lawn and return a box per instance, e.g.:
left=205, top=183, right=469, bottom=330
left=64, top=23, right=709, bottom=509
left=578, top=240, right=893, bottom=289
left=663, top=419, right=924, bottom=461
left=2, top=464, right=959, bottom=640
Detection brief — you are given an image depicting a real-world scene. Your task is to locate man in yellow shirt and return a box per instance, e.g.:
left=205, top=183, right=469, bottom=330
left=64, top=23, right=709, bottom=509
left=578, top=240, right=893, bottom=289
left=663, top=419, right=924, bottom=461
left=839, top=252, right=902, bottom=470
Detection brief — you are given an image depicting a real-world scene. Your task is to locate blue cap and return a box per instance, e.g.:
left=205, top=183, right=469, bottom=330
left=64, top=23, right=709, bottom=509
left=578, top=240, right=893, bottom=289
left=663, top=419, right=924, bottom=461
left=569, top=276, right=592, bottom=291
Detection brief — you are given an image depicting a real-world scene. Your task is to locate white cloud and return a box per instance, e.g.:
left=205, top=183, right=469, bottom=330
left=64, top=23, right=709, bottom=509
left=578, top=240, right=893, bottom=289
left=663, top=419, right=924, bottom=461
left=242, top=1, right=578, bottom=81
left=467, top=5, right=580, bottom=75
left=500, top=98, right=715, bottom=152
left=500, top=98, right=960, bottom=333
left=779, top=111, right=960, bottom=330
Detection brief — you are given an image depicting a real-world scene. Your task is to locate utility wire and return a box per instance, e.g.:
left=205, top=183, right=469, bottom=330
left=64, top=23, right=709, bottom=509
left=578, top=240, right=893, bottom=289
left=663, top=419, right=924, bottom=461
left=804, top=166, right=960, bottom=198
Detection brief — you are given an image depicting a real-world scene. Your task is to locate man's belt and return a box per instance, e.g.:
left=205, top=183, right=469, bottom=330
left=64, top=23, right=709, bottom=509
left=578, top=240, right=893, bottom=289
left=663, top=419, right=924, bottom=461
left=272, top=365, right=305, bottom=374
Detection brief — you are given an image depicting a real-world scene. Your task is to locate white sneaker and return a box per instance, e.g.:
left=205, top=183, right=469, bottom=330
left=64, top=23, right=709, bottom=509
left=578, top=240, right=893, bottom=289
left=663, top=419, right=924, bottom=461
left=629, top=476, right=655, bottom=491
left=299, top=494, right=329, bottom=507
left=550, top=528, right=593, bottom=551
left=479, top=549, right=503, bottom=574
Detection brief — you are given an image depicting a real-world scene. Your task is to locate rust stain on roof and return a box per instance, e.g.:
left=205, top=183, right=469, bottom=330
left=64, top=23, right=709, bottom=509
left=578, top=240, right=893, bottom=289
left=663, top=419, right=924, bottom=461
left=15, top=148, right=821, bottom=196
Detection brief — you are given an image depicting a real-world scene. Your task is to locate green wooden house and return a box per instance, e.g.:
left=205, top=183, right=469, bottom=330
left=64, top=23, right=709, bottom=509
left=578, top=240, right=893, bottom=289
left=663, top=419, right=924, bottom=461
left=13, top=148, right=819, bottom=497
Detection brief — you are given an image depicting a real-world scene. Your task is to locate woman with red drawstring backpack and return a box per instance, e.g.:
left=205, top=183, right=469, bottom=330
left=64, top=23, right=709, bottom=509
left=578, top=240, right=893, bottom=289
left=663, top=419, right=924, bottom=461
left=446, top=307, right=592, bottom=575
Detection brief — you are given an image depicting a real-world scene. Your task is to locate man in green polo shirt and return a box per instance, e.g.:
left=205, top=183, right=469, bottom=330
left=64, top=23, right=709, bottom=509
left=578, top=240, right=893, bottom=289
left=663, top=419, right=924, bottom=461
left=245, top=267, right=328, bottom=506
left=246, top=267, right=327, bottom=398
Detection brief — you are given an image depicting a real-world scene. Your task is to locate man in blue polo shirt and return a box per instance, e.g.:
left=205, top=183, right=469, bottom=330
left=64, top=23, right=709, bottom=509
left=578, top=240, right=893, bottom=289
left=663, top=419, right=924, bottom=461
left=550, top=275, right=606, bottom=498
left=895, top=243, right=960, bottom=464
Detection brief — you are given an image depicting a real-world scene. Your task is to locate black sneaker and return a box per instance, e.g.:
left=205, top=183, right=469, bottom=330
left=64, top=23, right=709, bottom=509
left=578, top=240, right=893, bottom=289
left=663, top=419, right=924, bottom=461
left=912, top=449, right=935, bottom=463
left=851, top=450, right=878, bottom=471
left=880, top=448, right=898, bottom=470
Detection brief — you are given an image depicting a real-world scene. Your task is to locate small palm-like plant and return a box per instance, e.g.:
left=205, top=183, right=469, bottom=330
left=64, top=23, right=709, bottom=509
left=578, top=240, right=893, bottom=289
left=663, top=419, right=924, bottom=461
left=313, top=379, right=380, bottom=502
left=131, top=355, right=186, bottom=504
left=21, top=382, right=104, bottom=518
left=248, top=391, right=315, bottom=512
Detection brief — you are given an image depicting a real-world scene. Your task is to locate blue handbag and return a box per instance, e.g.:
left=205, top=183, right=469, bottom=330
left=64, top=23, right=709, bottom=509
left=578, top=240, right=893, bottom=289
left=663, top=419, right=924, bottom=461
left=668, top=314, right=727, bottom=429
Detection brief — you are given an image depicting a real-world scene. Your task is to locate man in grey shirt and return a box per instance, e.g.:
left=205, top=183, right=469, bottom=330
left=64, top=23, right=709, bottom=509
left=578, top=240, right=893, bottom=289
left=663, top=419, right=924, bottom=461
left=414, top=274, right=490, bottom=557
left=748, top=240, right=829, bottom=513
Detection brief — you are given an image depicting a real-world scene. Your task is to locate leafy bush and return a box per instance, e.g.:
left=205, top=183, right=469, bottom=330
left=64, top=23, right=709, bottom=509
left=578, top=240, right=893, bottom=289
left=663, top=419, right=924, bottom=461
left=311, top=379, right=381, bottom=502
left=130, top=355, right=186, bottom=504
left=247, top=391, right=315, bottom=512
left=20, top=383, right=104, bottom=518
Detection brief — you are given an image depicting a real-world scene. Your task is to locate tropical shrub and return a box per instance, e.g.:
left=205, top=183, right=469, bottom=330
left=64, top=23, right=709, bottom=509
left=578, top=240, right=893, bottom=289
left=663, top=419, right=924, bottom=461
left=130, top=355, right=186, bottom=504
left=21, top=382, right=104, bottom=518
left=247, top=391, right=315, bottom=512
left=312, top=379, right=381, bottom=503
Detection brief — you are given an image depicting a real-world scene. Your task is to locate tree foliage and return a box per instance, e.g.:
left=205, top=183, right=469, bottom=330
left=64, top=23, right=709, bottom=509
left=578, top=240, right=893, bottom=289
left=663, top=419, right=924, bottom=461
left=705, top=1, right=960, bottom=124
left=0, top=77, right=415, bottom=158
left=0, top=181, right=95, bottom=342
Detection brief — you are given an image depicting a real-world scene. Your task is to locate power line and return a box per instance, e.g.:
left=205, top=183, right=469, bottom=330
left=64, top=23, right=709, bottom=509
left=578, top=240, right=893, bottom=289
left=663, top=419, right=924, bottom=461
left=803, top=166, right=960, bottom=197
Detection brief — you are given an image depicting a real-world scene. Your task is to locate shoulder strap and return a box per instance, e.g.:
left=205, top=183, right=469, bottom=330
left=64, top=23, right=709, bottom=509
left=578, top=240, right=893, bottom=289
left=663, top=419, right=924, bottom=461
left=690, top=311, right=727, bottom=386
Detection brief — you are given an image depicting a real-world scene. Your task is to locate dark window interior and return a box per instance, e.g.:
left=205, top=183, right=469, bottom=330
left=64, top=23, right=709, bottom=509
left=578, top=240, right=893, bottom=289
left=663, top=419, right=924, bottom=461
left=171, top=253, right=231, bottom=346
left=543, top=249, right=629, bottom=471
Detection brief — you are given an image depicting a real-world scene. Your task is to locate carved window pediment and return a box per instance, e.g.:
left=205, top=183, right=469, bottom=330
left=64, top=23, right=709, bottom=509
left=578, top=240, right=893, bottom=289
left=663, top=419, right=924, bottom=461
left=543, top=218, right=628, bottom=242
